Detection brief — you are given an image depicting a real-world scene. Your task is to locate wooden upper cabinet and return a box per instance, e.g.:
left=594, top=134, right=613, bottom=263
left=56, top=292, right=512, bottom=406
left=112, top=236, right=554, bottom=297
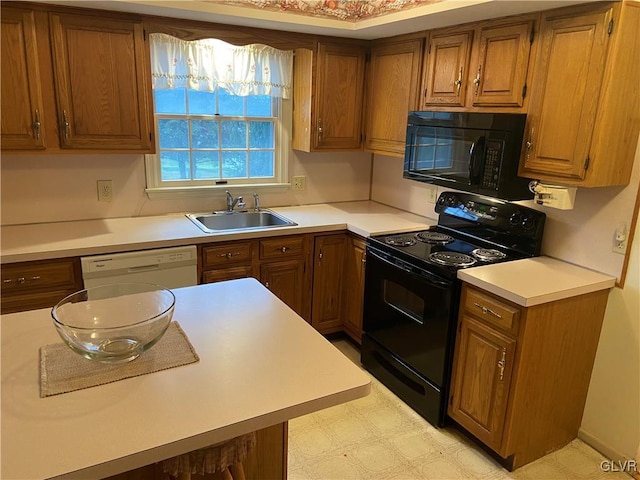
left=520, top=2, right=639, bottom=187
left=292, top=42, right=366, bottom=151
left=0, top=3, right=154, bottom=153
left=49, top=13, right=152, bottom=151
left=472, top=21, right=533, bottom=107
left=420, top=16, right=535, bottom=111
left=364, top=38, right=424, bottom=157
left=1, top=7, right=46, bottom=149
left=422, top=29, right=473, bottom=107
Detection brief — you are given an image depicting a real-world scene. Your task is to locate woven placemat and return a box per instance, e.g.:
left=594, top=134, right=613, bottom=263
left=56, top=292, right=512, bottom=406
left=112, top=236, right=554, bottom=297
left=39, top=322, right=199, bottom=398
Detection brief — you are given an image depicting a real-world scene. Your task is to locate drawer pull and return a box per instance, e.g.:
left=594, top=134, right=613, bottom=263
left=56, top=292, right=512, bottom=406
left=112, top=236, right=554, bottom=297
left=280, top=246, right=290, bottom=253
left=473, top=302, right=502, bottom=319
left=4, top=275, right=41, bottom=286
left=498, top=348, right=507, bottom=380
left=220, top=252, right=239, bottom=259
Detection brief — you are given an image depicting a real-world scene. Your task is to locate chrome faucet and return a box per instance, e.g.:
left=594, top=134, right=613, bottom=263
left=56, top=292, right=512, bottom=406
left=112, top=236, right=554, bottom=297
left=225, top=191, right=245, bottom=212
left=253, top=193, right=260, bottom=212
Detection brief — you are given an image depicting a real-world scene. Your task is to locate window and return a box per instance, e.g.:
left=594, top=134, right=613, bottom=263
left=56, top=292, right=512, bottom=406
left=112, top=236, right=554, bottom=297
left=145, top=34, right=293, bottom=198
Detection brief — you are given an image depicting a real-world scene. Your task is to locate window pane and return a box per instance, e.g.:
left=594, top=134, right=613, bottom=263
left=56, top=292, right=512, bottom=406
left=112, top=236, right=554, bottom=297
left=218, top=89, right=244, bottom=116
left=221, top=151, right=247, bottom=178
left=154, top=88, right=186, bottom=114
left=158, top=119, right=189, bottom=148
left=191, top=120, right=218, bottom=148
left=249, top=151, right=274, bottom=178
left=193, top=151, right=220, bottom=180
left=221, top=121, right=246, bottom=148
left=246, top=96, right=272, bottom=117
left=188, top=90, right=216, bottom=115
left=160, top=151, right=191, bottom=181
left=249, top=121, right=274, bottom=148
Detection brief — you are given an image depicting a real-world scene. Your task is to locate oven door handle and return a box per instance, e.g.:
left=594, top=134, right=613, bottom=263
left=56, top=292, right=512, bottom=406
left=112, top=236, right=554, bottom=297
left=367, top=249, right=452, bottom=288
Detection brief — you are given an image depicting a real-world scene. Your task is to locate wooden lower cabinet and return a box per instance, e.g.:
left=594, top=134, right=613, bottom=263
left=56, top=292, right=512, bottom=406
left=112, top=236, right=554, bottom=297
left=342, top=234, right=366, bottom=344
left=448, top=283, right=610, bottom=469
left=199, top=235, right=311, bottom=322
left=311, top=234, right=347, bottom=334
left=1, top=257, right=83, bottom=314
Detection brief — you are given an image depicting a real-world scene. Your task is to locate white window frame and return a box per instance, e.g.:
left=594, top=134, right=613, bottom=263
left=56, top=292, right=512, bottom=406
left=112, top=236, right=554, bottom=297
left=145, top=97, right=291, bottom=200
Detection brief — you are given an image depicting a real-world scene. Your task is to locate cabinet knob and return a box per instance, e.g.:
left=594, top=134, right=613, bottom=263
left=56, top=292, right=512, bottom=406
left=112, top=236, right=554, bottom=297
left=473, top=66, right=482, bottom=95
left=317, top=118, right=323, bottom=143
left=454, top=67, right=463, bottom=93
left=62, top=110, right=70, bottom=140
left=498, top=348, right=507, bottom=381
left=33, top=109, right=41, bottom=140
left=265, top=281, right=270, bottom=289
left=525, top=127, right=535, bottom=162
left=318, top=251, right=323, bottom=260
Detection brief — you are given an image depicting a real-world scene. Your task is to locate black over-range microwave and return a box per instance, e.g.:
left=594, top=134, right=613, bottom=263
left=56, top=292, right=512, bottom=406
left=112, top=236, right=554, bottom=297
left=403, top=111, right=534, bottom=200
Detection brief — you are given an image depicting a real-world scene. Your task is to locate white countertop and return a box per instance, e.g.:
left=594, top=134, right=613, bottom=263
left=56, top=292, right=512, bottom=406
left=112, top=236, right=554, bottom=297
left=0, top=201, right=433, bottom=263
left=0, top=279, right=371, bottom=479
left=458, top=256, right=616, bottom=307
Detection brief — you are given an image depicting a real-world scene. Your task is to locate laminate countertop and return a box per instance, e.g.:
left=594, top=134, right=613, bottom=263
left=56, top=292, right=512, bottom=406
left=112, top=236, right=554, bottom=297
left=458, top=256, right=616, bottom=307
left=0, top=279, right=371, bottom=479
left=0, top=201, right=434, bottom=263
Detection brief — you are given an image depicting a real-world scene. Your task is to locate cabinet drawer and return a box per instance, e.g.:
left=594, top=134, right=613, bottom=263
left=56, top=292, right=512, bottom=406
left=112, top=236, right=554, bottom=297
left=1, top=258, right=80, bottom=293
left=463, top=286, right=520, bottom=335
left=259, top=236, right=305, bottom=260
left=202, top=266, right=254, bottom=284
left=202, top=242, right=253, bottom=267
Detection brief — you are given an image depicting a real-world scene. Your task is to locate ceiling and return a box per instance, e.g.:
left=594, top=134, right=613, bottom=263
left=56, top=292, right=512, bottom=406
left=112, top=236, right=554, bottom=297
left=41, top=0, right=597, bottom=39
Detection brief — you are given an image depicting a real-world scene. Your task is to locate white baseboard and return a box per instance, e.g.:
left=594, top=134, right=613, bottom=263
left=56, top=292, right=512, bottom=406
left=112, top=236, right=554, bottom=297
left=578, top=428, right=633, bottom=462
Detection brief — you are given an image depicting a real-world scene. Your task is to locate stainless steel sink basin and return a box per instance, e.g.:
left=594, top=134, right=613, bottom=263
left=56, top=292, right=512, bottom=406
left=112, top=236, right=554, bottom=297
left=186, top=210, right=297, bottom=233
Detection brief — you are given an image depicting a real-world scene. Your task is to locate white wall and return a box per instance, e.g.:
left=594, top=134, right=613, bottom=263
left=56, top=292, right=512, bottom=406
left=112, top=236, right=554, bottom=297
left=0, top=149, right=373, bottom=225
left=371, top=139, right=640, bottom=462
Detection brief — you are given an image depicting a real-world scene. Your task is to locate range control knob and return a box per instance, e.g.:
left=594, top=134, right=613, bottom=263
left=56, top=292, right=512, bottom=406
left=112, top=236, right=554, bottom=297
left=446, top=195, right=457, bottom=206
left=509, top=212, right=522, bottom=226
left=521, top=216, right=536, bottom=230
left=437, top=195, right=446, bottom=206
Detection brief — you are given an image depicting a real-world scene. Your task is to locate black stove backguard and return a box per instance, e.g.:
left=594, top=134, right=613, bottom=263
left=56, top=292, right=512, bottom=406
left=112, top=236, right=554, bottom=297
left=361, top=191, right=545, bottom=428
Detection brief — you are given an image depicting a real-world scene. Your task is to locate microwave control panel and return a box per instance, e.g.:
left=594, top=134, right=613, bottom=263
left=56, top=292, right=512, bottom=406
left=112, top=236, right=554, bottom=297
left=481, top=140, right=503, bottom=190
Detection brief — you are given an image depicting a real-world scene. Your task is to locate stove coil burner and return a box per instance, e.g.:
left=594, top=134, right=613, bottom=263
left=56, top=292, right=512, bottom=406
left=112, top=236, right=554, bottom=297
left=471, top=248, right=507, bottom=262
left=416, top=231, right=454, bottom=245
left=429, top=252, right=476, bottom=267
left=385, top=235, right=416, bottom=247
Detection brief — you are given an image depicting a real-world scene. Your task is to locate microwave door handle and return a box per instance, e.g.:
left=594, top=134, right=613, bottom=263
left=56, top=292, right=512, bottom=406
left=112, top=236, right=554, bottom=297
left=468, top=136, right=486, bottom=185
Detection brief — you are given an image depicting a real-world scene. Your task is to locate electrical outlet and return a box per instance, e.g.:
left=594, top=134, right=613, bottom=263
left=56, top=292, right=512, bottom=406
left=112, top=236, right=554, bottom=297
left=292, top=175, right=306, bottom=191
left=425, top=184, right=438, bottom=204
left=97, top=180, right=113, bottom=202
left=613, top=223, right=627, bottom=254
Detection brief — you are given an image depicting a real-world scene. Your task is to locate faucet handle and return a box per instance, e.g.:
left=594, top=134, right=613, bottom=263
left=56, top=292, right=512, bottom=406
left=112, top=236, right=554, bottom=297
left=253, top=193, right=260, bottom=211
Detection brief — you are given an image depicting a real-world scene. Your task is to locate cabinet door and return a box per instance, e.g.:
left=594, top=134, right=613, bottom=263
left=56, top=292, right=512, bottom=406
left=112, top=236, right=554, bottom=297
left=449, top=315, right=516, bottom=451
left=314, top=43, right=365, bottom=150
left=260, top=259, right=306, bottom=319
left=49, top=13, right=152, bottom=151
left=342, top=236, right=366, bottom=344
left=364, top=39, right=423, bottom=157
left=311, top=234, right=347, bottom=332
left=519, top=7, right=612, bottom=181
left=472, top=21, right=533, bottom=107
left=1, top=8, right=46, bottom=149
left=422, top=30, right=473, bottom=107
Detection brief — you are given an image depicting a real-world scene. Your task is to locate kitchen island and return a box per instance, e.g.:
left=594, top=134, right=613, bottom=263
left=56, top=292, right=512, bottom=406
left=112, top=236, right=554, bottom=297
left=1, top=279, right=371, bottom=479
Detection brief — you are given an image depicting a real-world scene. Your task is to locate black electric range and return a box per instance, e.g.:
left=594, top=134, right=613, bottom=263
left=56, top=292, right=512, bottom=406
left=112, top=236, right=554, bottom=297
left=361, top=191, right=546, bottom=427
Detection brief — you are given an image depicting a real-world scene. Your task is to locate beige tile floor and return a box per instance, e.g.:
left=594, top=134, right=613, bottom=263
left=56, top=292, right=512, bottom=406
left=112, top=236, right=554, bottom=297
left=288, top=339, right=632, bottom=480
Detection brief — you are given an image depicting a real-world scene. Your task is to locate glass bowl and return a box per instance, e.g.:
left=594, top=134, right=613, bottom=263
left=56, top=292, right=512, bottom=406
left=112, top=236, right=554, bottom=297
left=51, top=283, right=176, bottom=363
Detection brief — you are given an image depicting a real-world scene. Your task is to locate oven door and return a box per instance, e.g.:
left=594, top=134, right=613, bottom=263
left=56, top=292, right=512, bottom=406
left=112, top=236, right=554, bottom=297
left=362, top=246, right=456, bottom=388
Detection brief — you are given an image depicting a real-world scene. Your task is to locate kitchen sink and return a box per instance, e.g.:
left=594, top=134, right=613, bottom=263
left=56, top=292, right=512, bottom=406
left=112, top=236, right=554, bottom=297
left=186, top=210, right=297, bottom=233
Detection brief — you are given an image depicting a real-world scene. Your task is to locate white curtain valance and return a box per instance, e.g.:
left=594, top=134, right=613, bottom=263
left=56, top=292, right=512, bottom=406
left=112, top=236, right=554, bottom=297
left=149, top=33, right=293, bottom=99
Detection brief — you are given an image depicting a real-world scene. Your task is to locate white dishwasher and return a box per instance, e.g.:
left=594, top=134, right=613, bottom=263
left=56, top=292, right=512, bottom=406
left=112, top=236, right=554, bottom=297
left=81, top=245, right=198, bottom=289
